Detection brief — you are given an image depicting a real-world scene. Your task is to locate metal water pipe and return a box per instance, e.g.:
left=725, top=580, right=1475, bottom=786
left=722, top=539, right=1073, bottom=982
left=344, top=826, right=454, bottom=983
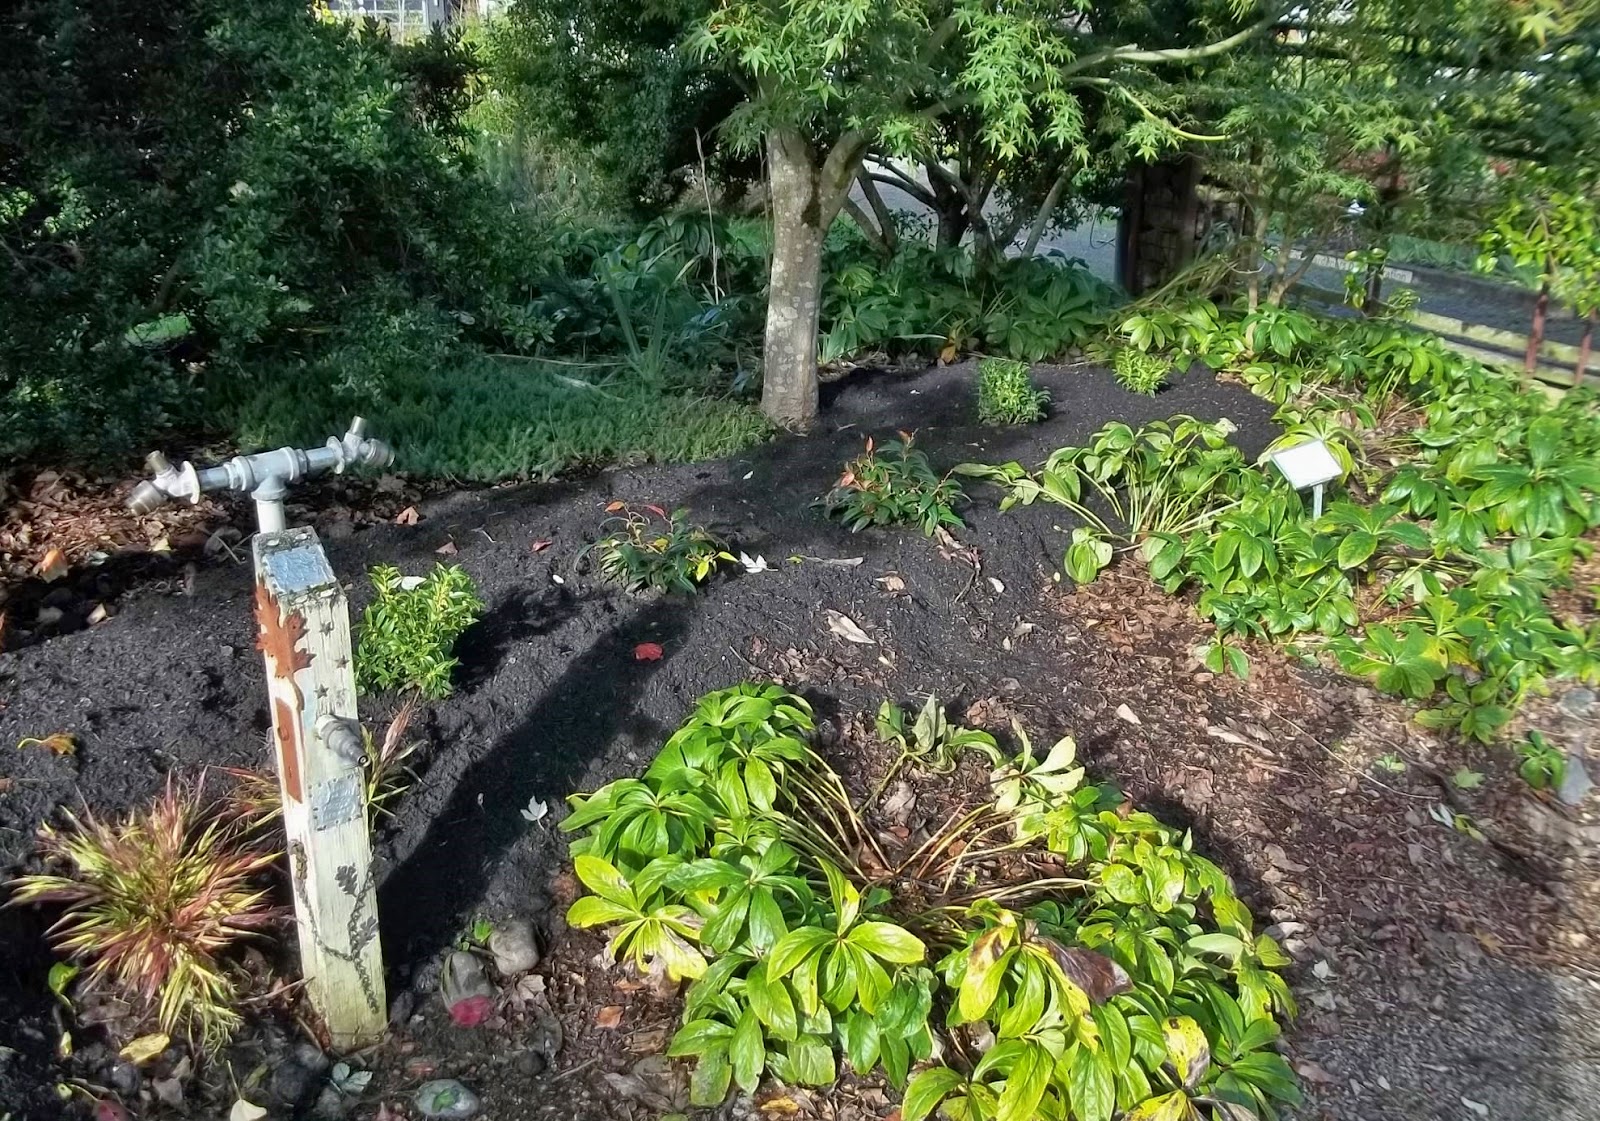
left=128, top=417, right=394, bottom=532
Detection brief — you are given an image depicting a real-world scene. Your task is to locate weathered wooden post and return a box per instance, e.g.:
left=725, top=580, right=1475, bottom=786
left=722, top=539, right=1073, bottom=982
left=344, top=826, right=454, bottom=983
left=129, top=419, right=393, bottom=1047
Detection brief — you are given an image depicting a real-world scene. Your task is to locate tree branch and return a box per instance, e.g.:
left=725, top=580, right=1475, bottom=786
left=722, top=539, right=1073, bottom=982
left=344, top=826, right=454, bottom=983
left=1060, top=12, right=1281, bottom=78
left=856, top=170, right=899, bottom=253
left=841, top=194, right=891, bottom=254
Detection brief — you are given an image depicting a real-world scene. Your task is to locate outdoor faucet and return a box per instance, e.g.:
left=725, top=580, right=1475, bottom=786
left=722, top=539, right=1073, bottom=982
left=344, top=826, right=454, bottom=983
left=128, top=417, right=394, bottom=533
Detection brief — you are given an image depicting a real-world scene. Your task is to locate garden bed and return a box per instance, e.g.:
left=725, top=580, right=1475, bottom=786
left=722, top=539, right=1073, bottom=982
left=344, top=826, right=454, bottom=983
left=2, top=359, right=1598, bottom=1120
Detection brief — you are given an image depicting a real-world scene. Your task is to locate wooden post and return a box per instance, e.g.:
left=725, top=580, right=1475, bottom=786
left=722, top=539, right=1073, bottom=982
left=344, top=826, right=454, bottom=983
left=254, top=527, right=386, bottom=1048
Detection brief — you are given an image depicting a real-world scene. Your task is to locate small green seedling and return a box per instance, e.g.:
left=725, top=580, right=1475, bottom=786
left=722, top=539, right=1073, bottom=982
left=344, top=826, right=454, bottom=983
left=976, top=357, right=1049, bottom=425
left=1517, top=731, right=1566, bottom=791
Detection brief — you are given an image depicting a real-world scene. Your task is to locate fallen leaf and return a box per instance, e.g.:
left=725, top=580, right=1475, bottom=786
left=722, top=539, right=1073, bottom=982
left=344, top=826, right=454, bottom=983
left=435, top=541, right=459, bottom=556
left=1294, top=1061, right=1338, bottom=1085
left=152, top=1077, right=183, bottom=1106
left=738, top=552, right=769, bottom=573
left=1204, top=726, right=1254, bottom=747
left=94, top=1102, right=133, bottom=1121
left=1452, top=769, right=1484, bottom=790
left=987, top=577, right=1005, bottom=594
left=394, top=506, right=420, bottom=526
left=18, top=733, right=75, bottom=757
left=1264, top=844, right=1308, bottom=874
left=634, top=642, right=664, bottom=662
left=229, top=1100, right=269, bottom=1121
left=824, top=610, right=875, bottom=645
left=1460, top=1098, right=1489, bottom=1117
left=87, top=604, right=110, bottom=625
left=1114, top=704, right=1141, bottom=726
left=881, top=781, right=915, bottom=822
left=119, top=1033, right=169, bottom=1065
left=521, top=797, right=549, bottom=824
left=799, top=555, right=865, bottom=567
left=595, top=1005, right=624, bottom=1029
left=0, top=778, right=13, bottom=793
left=605, top=501, right=626, bottom=513
left=643, top=504, right=667, bottom=518
left=35, top=548, right=68, bottom=582
left=876, top=574, right=907, bottom=593
left=759, top=1095, right=804, bottom=1116
left=1312, top=960, right=1335, bottom=981
left=530, top=539, right=552, bottom=553
left=149, top=536, right=172, bottom=554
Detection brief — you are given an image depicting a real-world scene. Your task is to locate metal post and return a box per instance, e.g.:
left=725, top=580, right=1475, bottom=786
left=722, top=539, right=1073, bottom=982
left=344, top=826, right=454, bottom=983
left=254, top=528, right=386, bottom=1047
left=1312, top=482, right=1325, bottom=519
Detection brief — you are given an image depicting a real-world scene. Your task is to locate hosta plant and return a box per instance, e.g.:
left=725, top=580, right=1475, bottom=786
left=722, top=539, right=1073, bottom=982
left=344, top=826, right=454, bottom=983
left=592, top=504, right=735, bottom=594
left=561, top=684, right=1299, bottom=1119
left=356, top=563, right=483, bottom=698
left=820, top=435, right=965, bottom=537
left=6, top=780, right=278, bottom=1048
left=976, top=358, right=1049, bottom=425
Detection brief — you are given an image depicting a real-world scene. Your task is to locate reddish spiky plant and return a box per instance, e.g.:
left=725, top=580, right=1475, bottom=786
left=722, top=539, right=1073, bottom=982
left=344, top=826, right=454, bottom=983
left=7, top=779, right=279, bottom=1049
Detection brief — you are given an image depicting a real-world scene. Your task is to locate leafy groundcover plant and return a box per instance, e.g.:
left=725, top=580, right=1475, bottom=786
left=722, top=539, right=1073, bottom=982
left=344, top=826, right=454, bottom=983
left=820, top=435, right=966, bottom=536
left=977, top=357, right=1050, bottom=425
left=591, top=504, right=736, bottom=594
left=1113, top=348, right=1171, bottom=396
left=356, top=563, right=484, bottom=698
left=563, top=684, right=1299, bottom=1120
left=6, top=780, right=278, bottom=1048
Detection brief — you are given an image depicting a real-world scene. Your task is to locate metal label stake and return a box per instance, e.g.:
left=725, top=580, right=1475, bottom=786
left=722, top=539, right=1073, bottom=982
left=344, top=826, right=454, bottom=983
left=129, top=418, right=393, bottom=1047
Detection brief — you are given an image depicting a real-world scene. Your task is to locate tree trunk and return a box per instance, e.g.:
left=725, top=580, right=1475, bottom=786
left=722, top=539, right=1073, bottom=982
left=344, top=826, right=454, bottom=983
left=1525, top=278, right=1550, bottom=381
left=1022, top=170, right=1070, bottom=256
left=763, top=129, right=828, bottom=428
left=1576, top=308, right=1594, bottom=387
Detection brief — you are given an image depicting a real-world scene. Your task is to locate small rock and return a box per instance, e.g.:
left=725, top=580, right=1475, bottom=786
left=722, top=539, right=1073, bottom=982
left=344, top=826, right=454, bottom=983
left=489, top=919, right=540, bottom=976
left=1557, top=753, right=1593, bottom=806
left=108, top=1061, right=141, bottom=1097
left=270, top=1059, right=319, bottom=1106
left=413, top=1079, right=481, bottom=1119
left=388, top=990, right=416, bottom=1027
left=1559, top=687, right=1596, bottom=719
left=312, top=1086, right=349, bottom=1120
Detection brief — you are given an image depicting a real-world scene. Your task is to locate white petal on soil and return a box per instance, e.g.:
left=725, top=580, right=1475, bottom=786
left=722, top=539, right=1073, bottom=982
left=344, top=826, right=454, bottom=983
left=1114, top=703, right=1141, bottom=726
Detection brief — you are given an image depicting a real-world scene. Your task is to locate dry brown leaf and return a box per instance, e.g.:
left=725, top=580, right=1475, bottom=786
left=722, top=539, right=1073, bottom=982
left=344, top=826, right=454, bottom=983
left=758, top=1095, right=804, bottom=1116
left=876, top=574, right=906, bottom=593
left=35, top=547, right=68, bottom=582
left=87, top=603, right=110, bottom=625
left=824, top=610, right=875, bottom=645
left=595, top=1005, right=624, bottom=1029
left=605, top=500, right=626, bottom=513
left=435, top=540, right=459, bottom=556
left=394, top=506, right=421, bottom=526
left=530, top=539, right=553, bottom=553
left=18, top=733, right=75, bottom=756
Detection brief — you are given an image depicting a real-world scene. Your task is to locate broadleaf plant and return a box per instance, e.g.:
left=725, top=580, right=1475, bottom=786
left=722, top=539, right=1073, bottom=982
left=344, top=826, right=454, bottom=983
left=562, top=684, right=1298, bottom=1118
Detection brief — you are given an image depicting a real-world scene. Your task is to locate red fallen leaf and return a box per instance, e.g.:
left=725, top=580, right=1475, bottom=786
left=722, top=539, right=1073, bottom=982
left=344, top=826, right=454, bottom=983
left=605, top=500, right=626, bottom=513
left=448, top=994, right=493, bottom=1027
left=394, top=506, right=420, bottom=526
left=530, top=539, right=552, bottom=553
left=595, top=1005, right=624, bottom=1029
left=634, top=642, right=664, bottom=662
left=94, top=1102, right=132, bottom=1121
left=643, top=504, right=668, bottom=518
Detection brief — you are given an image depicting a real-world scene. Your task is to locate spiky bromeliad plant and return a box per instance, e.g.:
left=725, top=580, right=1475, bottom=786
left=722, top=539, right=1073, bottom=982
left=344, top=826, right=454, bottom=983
left=562, top=684, right=1300, bottom=1120
left=7, top=780, right=278, bottom=1048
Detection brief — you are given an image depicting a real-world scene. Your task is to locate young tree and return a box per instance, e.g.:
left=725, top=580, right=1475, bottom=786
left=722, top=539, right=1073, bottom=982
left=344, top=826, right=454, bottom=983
left=691, top=0, right=1282, bottom=427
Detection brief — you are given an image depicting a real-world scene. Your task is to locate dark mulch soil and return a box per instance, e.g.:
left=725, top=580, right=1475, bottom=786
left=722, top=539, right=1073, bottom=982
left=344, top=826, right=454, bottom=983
left=3, top=358, right=1598, bottom=1121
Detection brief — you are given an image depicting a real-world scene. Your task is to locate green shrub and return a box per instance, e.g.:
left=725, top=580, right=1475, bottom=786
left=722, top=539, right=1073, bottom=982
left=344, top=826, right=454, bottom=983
left=1113, top=347, right=1172, bottom=395
left=229, top=354, right=773, bottom=481
left=592, top=505, right=735, bottom=594
left=562, top=684, right=1299, bottom=1118
left=820, top=236, right=1116, bottom=365
left=820, top=436, right=965, bottom=536
left=976, top=357, right=1049, bottom=425
left=356, top=564, right=484, bottom=698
